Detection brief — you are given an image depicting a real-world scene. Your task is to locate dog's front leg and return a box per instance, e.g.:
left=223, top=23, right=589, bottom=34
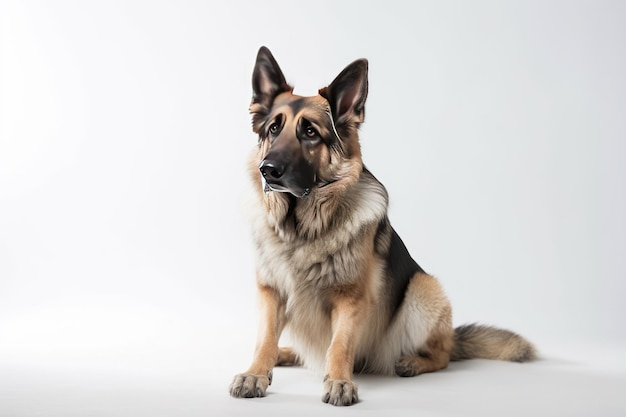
left=229, top=282, right=285, bottom=399
left=322, top=294, right=364, bottom=406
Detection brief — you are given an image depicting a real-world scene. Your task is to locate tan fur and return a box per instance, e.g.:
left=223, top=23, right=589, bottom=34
left=229, top=283, right=284, bottom=398
left=229, top=47, right=536, bottom=406
left=275, top=347, right=300, bottom=366
left=451, top=324, right=536, bottom=362
left=394, top=273, right=454, bottom=376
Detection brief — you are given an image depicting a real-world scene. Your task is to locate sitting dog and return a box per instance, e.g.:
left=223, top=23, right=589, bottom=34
left=229, top=46, right=535, bottom=406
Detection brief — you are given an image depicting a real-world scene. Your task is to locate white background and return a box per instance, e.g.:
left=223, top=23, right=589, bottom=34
left=1, top=1, right=625, bottom=416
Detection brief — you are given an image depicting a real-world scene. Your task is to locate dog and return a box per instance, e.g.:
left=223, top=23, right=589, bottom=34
left=229, top=46, right=536, bottom=406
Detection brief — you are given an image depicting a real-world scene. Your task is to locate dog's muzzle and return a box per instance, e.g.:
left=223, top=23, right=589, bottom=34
left=259, top=159, right=313, bottom=198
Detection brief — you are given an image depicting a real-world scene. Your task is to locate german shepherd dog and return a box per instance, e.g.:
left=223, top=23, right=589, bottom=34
left=229, top=46, right=536, bottom=406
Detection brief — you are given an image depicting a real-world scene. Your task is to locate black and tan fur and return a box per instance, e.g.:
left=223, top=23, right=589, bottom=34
left=229, top=47, right=536, bottom=406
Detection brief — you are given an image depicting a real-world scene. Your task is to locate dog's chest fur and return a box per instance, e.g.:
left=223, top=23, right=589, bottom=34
left=249, top=173, right=390, bottom=369
left=252, top=175, right=386, bottom=286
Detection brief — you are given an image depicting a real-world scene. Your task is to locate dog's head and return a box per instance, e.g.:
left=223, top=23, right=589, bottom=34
left=250, top=46, right=368, bottom=198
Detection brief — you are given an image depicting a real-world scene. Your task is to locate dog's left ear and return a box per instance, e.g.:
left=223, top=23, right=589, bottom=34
left=252, top=47, right=292, bottom=108
left=319, top=59, right=368, bottom=127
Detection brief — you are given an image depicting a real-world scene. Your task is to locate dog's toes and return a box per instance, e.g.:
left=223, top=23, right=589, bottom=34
left=322, top=378, right=359, bottom=406
left=229, top=373, right=270, bottom=398
left=395, top=356, right=419, bottom=377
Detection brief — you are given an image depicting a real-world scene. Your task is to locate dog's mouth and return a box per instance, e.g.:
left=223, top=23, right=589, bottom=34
left=262, top=177, right=312, bottom=198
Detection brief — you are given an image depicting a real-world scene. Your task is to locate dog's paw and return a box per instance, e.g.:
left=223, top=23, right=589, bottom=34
left=229, top=373, right=270, bottom=398
left=322, top=378, right=359, bottom=406
left=395, top=356, right=420, bottom=377
left=275, top=347, right=301, bottom=366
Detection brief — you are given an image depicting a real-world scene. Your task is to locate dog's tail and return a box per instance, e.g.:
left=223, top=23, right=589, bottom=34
left=450, top=323, right=537, bottom=362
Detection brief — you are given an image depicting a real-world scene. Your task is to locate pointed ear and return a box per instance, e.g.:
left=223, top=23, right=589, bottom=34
left=252, top=46, right=292, bottom=108
left=319, top=59, right=368, bottom=126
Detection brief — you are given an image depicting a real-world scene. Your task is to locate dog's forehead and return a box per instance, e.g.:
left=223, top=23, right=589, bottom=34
left=272, top=93, right=329, bottom=118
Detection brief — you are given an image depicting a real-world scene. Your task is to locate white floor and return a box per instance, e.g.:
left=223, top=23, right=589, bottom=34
left=2, top=346, right=625, bottom=417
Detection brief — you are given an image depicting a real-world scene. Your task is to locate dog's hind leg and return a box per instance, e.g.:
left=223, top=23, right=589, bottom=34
left=230, top=282, right=286, bottom=398
left=394, top=273, right=454, bottom=377
left=395, top=329, right=453, bottom=376
left=276, top=347, right=301, bottom=366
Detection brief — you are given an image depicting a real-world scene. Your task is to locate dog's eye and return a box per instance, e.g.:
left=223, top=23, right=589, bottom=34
left=269, top=123, right=279, bottom=135
left=305, top=125, right=317, bottom=138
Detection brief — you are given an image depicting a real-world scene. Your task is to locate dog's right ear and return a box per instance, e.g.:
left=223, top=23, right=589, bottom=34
left=250, top=47, right=292, bottom=133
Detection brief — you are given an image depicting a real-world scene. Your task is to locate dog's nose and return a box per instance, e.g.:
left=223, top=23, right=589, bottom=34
left=259, top=160, right=285, bottom=182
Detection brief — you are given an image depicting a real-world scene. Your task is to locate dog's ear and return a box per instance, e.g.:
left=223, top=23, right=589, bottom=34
left=319, top=59, right=368, bottom=128
left=250, top=47, right=292, bottom=132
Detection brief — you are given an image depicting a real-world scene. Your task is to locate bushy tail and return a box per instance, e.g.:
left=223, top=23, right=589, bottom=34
left=450, top=323, right=537, bottom=362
